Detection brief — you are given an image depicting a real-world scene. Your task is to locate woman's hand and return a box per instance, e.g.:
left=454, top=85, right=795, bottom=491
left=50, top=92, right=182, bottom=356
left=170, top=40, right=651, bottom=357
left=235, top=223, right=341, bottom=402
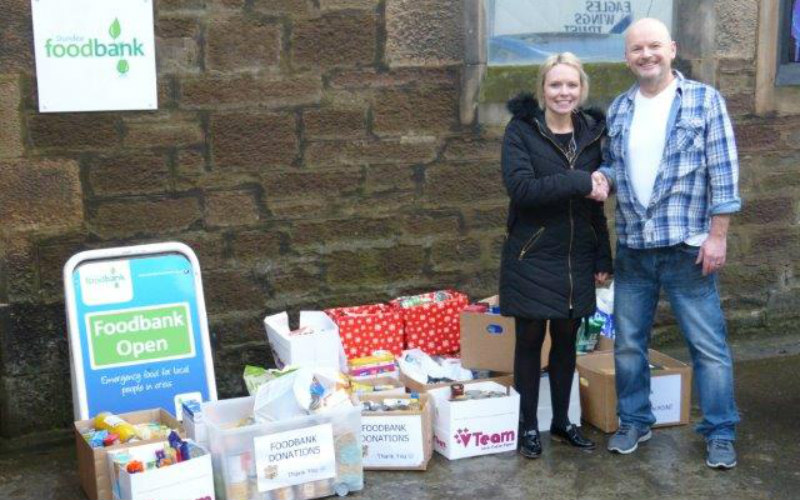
left=594, top=272, right=610, bottom=285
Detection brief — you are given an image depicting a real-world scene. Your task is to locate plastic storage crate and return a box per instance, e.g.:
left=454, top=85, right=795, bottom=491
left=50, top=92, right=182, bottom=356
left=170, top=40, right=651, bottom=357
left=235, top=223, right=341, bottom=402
left=204, top=396, right=363, bottom=500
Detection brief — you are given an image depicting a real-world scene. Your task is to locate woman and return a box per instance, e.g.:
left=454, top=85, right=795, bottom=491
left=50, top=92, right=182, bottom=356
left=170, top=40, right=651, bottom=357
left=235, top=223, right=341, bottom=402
left=499, top=52, right=612, bottom=458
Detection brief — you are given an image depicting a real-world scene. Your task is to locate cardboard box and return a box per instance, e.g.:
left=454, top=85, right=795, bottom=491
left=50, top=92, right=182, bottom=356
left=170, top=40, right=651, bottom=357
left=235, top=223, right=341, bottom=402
left=350, top=375, right=406, bottom=396
left=459, top=296, right=551, bottom=373
left=182, top=400, right=207, bottom=450
left=75, top=408, right=182, bottom=500
left=263, top=311, right=346, bottom=370
left=360, top=394, right=433, bottom=470
left=107, top=441, right=215, bottom=500
left=428, top=380, right=520, bottom=460
left=595, top=335, right=614, bottom=352
left=398, top=370, right=514, bottom=394
left=577, top=349, right=692, bottom=433
left=536, top=371, right=581, bottom=432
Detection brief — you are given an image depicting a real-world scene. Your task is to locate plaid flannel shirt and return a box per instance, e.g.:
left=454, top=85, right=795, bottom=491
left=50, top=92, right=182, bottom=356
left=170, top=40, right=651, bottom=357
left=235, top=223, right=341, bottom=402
left=598, top=71, right=741, bottom=249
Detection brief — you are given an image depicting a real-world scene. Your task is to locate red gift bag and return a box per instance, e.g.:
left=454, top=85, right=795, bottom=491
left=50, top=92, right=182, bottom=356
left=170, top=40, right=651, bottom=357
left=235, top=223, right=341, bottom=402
left=390, top=290, right=469, bottom=355
left=324, top=303, right=405, bottom=360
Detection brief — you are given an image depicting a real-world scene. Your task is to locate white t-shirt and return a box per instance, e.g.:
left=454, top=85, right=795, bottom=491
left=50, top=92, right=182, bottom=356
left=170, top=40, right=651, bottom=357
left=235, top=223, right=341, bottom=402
left=628, top=79, right=678, bottom=208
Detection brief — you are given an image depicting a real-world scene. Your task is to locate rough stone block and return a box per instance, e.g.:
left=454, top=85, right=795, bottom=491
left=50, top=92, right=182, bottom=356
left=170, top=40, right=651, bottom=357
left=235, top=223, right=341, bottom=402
left=424, top=162, right=506, bottom=203
left=87, top=152, right=171, bottom=196
left=203, top=269, right=266, bottom=314
left=329, top=67, right=458, bottom=89
left=1, top=373, right=72, bottom=436
left=209, top=312, right=268, bottom=346
left=157, top=37, right=201, bottom=74
left=401, top=212, right=461, bottom=236
left=0, top=238, right=37, bottom=302
left=304, top=107, right=366, bottom=139
left=28, top=113, right=120, bottom=150
left=176, top=231, right=227, bottom=270
left=157, top=0, right=207, bottom=11
left=0, top=0, right=34, bottom=73
left=90, top=196, right=202, bottom=238
left=385, top=0, right=464, bottom=67
left=123, top=112, right=205, bottom=148
left=293, top=11, right=376, bottom=68
left=372, top=87, right=458, bottom=135
left=262, top=169, right=363, bottom=200
left=0, top=303, right=69, bottom=377
left=319, top=0, right=378, bottom=10
left=206, top=16, right=281, bottom=72
left=291, top=217, right=397, bottom=247
left=738, top=196, right=796, bottom=225
left=211, top=112, right=298, bottom=171
left=156, top=16, right=201, bottom=38
left=251, top=0, right=315, bottom=16
left=205, top=190, right=261, bottom=227
left=431, top=237, right=482, bottom=269
left=0, top=159, right=83, bottom=234
left=232, top=230, right=284, bottom=262
left=265, top=259, right=324, bottom=297
left=36, top=237, right=88, bottom=300
left=180, top=74, right=322, bottom=109
left=463, top=207, right=507, bottom=231
left=715, top=0, right=757, bottom=59
left=364, top=164, right=416, bottom=194
left=443, top=136, right=503, bottom=162
left=325, top=245, right=426, bottom=285
left=735, top=122, right=781, bottom=152
left=0, top=75, right=23, bottom=158
left=305, top=138, right=438, bottom=166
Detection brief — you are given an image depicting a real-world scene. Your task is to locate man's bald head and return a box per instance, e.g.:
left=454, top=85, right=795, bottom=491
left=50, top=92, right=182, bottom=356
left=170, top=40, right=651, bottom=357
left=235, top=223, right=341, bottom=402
left=625, top=18, right=673, bottom=48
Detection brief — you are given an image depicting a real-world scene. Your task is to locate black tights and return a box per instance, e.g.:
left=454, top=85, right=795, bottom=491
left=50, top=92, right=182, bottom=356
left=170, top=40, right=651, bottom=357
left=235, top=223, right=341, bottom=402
left=514, top=317, right=579, bottom=432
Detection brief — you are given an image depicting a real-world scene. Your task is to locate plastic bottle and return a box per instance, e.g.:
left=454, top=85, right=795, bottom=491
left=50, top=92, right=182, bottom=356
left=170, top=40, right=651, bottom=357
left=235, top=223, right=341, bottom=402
left=93, top=412, right=137, bottom=443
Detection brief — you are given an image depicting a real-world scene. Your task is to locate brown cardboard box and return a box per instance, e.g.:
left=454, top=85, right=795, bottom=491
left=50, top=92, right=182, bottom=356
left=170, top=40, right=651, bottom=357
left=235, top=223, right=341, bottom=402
left=595, top=335, right=614, bottom=352
left=459, top=295, right=550, bottom=372
left=577, top=349, right=692, bottom=433
left=351, top=375, right=406, bottom=395
left=75, top=408, right=182, bottom=500
left=360, top=393, right=434, bottom=470
left=399, top=370, right=514, bottom=394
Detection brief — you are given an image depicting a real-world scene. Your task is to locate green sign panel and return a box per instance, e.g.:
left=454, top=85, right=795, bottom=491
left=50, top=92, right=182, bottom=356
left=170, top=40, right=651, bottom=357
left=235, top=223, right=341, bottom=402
left=86, top=303, right=195, bottom=369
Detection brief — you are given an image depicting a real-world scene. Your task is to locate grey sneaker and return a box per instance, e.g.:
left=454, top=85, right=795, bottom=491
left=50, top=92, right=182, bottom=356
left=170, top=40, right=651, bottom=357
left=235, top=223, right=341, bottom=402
left=706, top=439, right=737, bottom=469
left=607, top=423, right=652, bottom=454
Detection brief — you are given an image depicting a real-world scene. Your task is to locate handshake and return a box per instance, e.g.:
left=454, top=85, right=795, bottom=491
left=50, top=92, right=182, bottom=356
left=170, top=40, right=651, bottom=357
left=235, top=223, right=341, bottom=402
left=586, top=171, right=610, bottom=202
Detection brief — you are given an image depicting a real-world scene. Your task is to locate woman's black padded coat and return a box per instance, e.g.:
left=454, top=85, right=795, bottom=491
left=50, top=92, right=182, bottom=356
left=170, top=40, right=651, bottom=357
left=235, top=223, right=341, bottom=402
left=499, top=93, right=613, bottom=320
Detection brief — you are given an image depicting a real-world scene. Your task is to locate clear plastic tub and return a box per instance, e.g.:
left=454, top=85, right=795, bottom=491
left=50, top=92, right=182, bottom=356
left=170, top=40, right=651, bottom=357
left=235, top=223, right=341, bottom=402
left=203, top=396, right=363, bottom=500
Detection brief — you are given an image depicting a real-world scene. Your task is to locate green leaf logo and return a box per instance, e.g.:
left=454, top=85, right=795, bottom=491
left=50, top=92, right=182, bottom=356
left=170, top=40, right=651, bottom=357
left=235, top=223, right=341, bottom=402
left=109, top=18, right=121, bottom=39
left=117, top=59, right=129, bottom=75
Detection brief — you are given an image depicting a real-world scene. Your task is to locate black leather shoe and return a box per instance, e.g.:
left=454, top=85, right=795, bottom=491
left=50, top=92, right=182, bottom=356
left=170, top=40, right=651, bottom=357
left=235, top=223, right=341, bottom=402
left=550, top=423, right=596, bottom=450
left=519, top=429, right=542, bottom=458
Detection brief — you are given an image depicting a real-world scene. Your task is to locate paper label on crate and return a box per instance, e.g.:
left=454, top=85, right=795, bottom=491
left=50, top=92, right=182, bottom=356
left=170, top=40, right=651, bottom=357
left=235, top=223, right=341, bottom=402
left=254, top=423, right=336, bottom=492
left=362, top=415, right=424, bottom=466
left=651, top=374, right=682, bottom=424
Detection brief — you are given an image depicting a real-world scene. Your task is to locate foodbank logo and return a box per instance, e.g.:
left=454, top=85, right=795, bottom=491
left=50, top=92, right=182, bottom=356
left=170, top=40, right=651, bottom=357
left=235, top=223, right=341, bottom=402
left=45, top=18, right=144, bottom=75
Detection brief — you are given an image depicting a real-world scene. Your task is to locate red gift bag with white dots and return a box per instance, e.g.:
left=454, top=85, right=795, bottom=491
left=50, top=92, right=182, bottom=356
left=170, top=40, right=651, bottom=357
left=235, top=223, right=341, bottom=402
left=324, top=303, right=405, bottom=360
left=390, top=290, right=469, bottom=355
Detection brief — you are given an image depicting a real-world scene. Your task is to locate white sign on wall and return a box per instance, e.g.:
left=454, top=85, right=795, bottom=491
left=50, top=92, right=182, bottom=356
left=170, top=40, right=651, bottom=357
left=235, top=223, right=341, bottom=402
left=31, top=0, right=157, bottom=112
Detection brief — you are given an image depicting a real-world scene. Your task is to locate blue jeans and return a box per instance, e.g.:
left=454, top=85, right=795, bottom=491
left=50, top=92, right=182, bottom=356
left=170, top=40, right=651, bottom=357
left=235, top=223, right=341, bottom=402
left=614, top=243, right=740, bottom=441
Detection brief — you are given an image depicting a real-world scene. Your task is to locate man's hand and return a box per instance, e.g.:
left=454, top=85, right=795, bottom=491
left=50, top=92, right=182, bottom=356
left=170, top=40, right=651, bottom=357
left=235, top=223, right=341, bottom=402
left=594, top=272, right=610, bottom=285
left=587, top=171, right=609, bottom=201
left=696, top=215, right=731, bottom=276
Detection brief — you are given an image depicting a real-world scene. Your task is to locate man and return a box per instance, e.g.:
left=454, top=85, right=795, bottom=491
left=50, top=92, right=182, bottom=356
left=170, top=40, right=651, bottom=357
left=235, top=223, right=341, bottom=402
left=591, top=18, right=741, bottom=469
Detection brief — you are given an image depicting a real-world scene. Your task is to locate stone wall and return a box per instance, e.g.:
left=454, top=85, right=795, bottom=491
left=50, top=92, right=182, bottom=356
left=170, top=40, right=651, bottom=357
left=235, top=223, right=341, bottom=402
left=0, top=0, right=799, bottom=437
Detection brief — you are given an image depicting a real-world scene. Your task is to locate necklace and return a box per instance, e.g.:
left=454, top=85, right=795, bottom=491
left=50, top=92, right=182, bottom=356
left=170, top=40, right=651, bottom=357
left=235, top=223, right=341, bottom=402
left=564, top=131, right=577, bottom=163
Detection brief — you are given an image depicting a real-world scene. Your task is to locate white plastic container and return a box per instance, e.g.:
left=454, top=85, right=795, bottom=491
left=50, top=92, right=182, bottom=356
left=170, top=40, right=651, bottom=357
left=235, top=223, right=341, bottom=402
left=204, top=396, right=363, bottom=500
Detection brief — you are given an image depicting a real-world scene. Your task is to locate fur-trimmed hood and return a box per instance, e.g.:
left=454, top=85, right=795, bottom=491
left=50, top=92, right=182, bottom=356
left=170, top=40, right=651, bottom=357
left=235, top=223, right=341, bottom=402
left=507, top=92, right=605, bottom=131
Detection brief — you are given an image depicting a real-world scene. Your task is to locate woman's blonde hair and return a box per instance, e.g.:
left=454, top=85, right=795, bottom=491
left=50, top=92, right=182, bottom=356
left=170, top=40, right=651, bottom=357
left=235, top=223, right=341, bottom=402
left=536, top=52, right=590, bottom=109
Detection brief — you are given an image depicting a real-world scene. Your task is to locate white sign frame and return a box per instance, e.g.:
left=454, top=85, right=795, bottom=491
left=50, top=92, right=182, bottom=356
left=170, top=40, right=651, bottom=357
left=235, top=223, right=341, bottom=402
left=64, top=242, right=217, bottom=420
left=31, top=0, right=158, bottom=112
